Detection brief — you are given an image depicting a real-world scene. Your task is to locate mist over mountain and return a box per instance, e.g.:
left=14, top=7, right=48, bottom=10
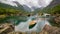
left=0, top=0, right=52, bottom=11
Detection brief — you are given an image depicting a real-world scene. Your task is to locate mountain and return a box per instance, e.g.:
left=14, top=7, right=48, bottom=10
left=0, top=0, right=52, bottom=11
left=0, top=0, right=60, bottom=12
left=0, top=2, right=25, bottom=11
left=42, top=0, right=60, bottom=13
left=48, top=0, right=60, bottom=7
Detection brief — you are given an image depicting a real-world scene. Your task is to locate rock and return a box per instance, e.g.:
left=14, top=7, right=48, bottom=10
left=40, top=25, right=60, bottom=34
left=54, top=16, right=60, bottom=23
left=0, top=23, right=14, bottom=34
left=31, top=31, right=37, bottom=34
left=0, top=23, right=60, bottom=34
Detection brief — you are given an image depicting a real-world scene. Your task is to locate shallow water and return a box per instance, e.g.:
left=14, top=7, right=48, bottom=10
left=15, top=16, right=50, bottom=32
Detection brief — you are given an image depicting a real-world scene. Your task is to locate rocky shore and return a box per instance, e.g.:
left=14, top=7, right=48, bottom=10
left=0, top=23, right=14, bottom=34
left=0, top=23, right=60, bottom=34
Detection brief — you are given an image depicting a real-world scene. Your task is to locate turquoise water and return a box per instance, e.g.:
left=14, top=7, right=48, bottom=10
left=15, top=15, right=51, bottom=32
left=0, top=16, right=28, bottom=25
